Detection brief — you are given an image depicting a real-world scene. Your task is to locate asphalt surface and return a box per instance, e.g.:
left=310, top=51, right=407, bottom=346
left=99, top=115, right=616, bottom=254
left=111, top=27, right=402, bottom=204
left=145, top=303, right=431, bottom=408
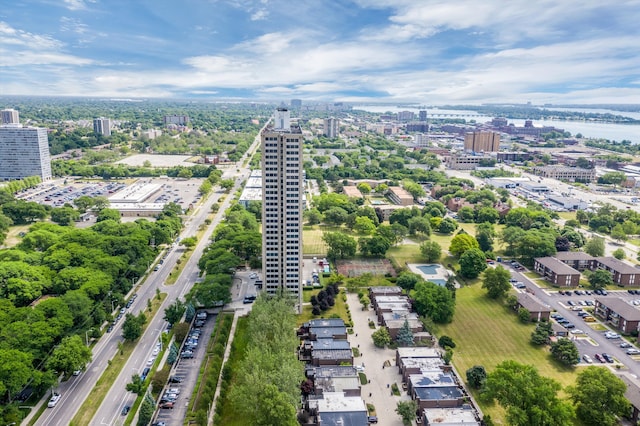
left=35, top=128, right=263, bottom=426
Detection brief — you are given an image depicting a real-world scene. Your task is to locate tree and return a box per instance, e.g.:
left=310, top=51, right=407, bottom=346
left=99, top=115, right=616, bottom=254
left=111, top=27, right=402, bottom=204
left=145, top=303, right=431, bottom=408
left=353, top=216, right=376, bottom=235
left=476, top=207, right=499, bottom=224
left=0, top=349, right=33, bottom=402
left=550, top=338, right=580, bottom=366
left=457, top=206, right=475, bottom=223
left=372, top=327, right=391, bottom=348
left=122, top=312, right=146, bottom=341
left=530, top=321, right=553, bottom=345
left=584, top=237, right=605, bottom=257
left=396, top=400, right=418, bottom=426
left=438, top=335, right=456, bottom=349
left=411, top=281, right=455, bottom=323
left=482, top=266, right=511, bottom=299
left=50, top=207, right=80, bottom=226
left=588, top=269, right=613, bottom=290
left=612, top=248, right=626, bottom=260
left=46, top=335, right=92, bottom=376
left=437, top=217, right=458, bottom=234
left=466, top=365, right=487, bottom=389
left=396, top=319, right=414, bottom=346
left=610, top=224, right=627, bottom=242
left=599, top=171, right=626, bottom=187
left=459, top=248, right=487, bottom=279
left=407, top=216, right=431, bottom=236
left=483, top=360, right=575, bottom=426
left=396, top=272, right=422, bottom=291
left=567, top=366, right=630, bottom=426
left=96, top=208, right=120, bottom=223
left=305, top=208, right=323, bottom=225
left=449, top=234, right=479, bottom=257
left=517, top=307, right=531, bottom=323
left=476, top=230, right=494, bottom=253
left=555, top=236, right=571, bottom=252
left=126, top=374, right=145, bottom=394
left=164, top=300, right=186, bottom=325
left=322, top=232, right=357, bottom=260
left=419, top=240, right=442, bottom=263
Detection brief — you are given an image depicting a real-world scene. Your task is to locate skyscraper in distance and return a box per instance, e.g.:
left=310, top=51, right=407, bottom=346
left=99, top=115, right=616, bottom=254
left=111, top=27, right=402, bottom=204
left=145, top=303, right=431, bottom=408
left=261, top=108, right=303, bottom=308
left=1, top=109, right=20, bottom=124
left=0, top=125, right=52, bottom=181
left=93, top=117, right=112, bottom=136
left=324, top=117, right=339, bottom=138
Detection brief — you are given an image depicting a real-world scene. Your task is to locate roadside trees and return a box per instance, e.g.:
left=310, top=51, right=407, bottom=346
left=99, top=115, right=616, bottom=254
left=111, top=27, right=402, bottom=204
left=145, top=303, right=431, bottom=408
left=482, top=266, right=511, bottom=299
left=372, top=327, right=391, bottom=348
left=584, top=237, right=605, bottom=257
left=550, top=338, right=580, bottom=366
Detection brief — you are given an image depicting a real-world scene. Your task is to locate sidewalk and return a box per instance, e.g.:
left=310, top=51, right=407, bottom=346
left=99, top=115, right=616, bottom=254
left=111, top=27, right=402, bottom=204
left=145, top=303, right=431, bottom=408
left=345, top=292, right=411, bottom=426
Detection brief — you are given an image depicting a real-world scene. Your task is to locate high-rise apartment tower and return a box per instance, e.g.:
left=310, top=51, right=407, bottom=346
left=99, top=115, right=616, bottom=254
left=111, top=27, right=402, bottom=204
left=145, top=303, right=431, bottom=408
left=261, top=108, right=303, bottom=307
left=0, top=125, right=52, bottom=181
left=93, top=117, right=112, bottom=136
left=323, top=117, right=339, bottom=138
left=1, top=109, right=20, bottom=124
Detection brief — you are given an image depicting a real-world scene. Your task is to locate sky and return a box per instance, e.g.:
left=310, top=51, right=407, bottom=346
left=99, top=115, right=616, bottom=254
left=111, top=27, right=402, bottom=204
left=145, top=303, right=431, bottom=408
left=1, top=0, right=639, bottom=104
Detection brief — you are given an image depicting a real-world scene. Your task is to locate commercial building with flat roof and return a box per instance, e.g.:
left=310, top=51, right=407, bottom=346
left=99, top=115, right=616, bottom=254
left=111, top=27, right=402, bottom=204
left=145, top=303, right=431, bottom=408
left=387, top=186, right=413, bottom=206
left=532, top=165, right=596, bottom=182
left=0, top=125, right=52, bottom=181
left=422, top=406, right=481, bottom=426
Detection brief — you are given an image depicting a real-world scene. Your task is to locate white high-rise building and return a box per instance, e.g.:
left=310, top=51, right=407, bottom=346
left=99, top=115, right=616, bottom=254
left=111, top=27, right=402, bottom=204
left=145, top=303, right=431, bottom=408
left=261, top=108, right=303, bottom=307
left=0, top=125, right=52, bottom=181
left=1, top=109, right=20, bottom=124
left=323, top=117, right=339, bottom=138
left=93, top=117, right=112, bottom=136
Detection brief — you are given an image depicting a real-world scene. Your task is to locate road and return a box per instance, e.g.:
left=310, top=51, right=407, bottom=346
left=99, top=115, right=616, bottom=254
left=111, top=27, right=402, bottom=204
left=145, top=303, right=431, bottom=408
left=507, top=265, right=640, bottom=378
left=36, top=126, right=264, bottom=426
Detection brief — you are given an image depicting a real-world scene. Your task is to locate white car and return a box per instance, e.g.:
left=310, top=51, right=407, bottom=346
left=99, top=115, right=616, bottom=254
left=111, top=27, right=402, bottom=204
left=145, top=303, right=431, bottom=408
left=627, top=348, right=640, bottom=355
left=47, top=393, right=61, bottom=408
left=605, top=332, right=621, bottom=339
left=570, top=329, right=584, bottom=334
left=582, top=354, right=593, bottom=364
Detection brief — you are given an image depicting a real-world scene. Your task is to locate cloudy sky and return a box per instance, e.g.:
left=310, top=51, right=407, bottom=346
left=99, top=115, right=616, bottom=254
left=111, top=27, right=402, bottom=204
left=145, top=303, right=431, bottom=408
left=1, top=0, right=639, bottom=104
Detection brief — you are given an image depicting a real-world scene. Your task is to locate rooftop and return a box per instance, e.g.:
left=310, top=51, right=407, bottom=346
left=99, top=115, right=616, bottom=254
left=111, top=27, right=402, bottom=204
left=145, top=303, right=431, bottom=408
left=314, top=391, right=367, bottom=413
left=414, top=386, right=463, bottom=401
left=409, top=372, right=457, bottom=388
left=309, top=338, right=351, bottom=351
left=517, top=293, right=550, bottom=313
left=422, top=406, right=481, bottom=425
left=553, top=252, right=594, bottom=261
left=305, top=318, right=346, bottom=328
left=595, top=298, right=640, bottom=321
left=534, top=256, right=581, bottom=275
left=397, top=347, right=440, bottom=359
left=595, top=257, right=639, bottom=275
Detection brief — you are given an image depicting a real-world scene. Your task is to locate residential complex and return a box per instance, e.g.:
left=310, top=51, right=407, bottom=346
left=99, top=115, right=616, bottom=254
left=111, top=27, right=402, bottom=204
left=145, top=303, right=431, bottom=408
left=0, top=125, right=52, bottom=181
left=163, top=115, right=190, bottom=125
left=463, top=131, right=500, bottom=153
left=261, top=108, right=303, bottom=305
left=323, top=117, right=339, bottom=138
left=93, top=117, right=112, bottom=136
left=1, top=108, right=20, bottom=124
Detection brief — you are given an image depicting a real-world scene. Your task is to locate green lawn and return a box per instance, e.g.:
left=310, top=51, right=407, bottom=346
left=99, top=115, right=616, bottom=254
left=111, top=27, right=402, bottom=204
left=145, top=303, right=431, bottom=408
left=387, top=243, right=423, bottom=266
left=437, top=284, right=580, bottom=423
left=298, top=290, right=350, bottom=326
left=558, top=211, right=577, bottom=222
left=302, top=226, right=329, bottom=256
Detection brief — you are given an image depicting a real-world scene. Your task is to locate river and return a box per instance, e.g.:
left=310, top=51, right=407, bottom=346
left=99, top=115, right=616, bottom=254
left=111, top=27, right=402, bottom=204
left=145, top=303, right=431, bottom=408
left=354, top=105, right=640, bottom=143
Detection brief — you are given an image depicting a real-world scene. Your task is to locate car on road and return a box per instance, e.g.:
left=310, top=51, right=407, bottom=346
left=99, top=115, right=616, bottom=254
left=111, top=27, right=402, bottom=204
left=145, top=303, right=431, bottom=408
left=249, top=272, right=258, bottom=279
left=582, top=354, right=593, bottom=363
left=368, top=416, right=378, bottom=424
left=627, top=348, right=640, bottom=355
left=565, top=323, right=576, bottom=329
left=152, top=423, right=166, bottom=426
left=47, top=393, right=61, bottom=408
left=570, top=329, right=583, bottom=334
left=121, top=405, right=130, bottom=416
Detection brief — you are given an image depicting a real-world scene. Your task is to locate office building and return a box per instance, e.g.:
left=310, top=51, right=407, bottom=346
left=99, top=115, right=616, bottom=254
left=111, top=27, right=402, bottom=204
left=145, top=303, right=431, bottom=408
left=0, top=125, right=52, bottom=181
left=93, top=117, right=112, bottom=136
left=1, top=109, right=20, bottom=124
left=261, top=108, right=303, bottom=306
left=323, top=117, right=339, bottom=138
left=463, top=131, right=500, bottom=152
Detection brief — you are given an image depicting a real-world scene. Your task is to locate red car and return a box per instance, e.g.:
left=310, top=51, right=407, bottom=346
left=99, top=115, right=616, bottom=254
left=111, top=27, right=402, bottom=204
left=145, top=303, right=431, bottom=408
left=160, top=402, right=174, bottom=409
left=594, top=353, right=605, bottom=363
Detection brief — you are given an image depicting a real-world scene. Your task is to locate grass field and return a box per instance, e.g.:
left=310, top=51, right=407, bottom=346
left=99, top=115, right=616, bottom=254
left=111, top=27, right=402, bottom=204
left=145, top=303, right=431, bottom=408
left=298, top=289, right=350, bottom=326
left=2, top=224, right=30, bottom=248
left=437, top=284, right=580, bottom=423
left=302, top=226, right=329, bottom=255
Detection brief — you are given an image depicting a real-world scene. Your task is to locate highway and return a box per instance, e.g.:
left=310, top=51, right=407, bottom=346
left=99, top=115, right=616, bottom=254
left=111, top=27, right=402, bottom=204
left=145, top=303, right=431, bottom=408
left=35, top=126, right=263, bottom=426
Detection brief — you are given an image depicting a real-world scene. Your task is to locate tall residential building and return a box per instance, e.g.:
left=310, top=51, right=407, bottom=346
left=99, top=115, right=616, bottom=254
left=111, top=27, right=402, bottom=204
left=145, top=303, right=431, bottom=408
left=464, top=131, right=500, bottom=153
left=323, top=117, right=339, bottom=138
left=0, top=125, right=52, bottom=181
left=418, top=110, right=427, bottom=121
left=93, top=117, right=112, bottom=136
left=163, top=115, right=190, bottom=125
left=1, top=109, right=20, bottom=124
left=261, top=108, right=303, bottom=307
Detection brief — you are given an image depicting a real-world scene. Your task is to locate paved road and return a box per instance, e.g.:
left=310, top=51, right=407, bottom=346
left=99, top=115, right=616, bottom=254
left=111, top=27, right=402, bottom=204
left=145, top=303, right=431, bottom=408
left=36, top=126, right=264, bottom=426
left=507, top=265, right=640, bottom=378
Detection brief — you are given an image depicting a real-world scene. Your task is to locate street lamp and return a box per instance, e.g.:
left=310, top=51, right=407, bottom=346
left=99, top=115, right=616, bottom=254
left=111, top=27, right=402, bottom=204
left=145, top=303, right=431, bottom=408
left=85, top=328, right=94, bottom=346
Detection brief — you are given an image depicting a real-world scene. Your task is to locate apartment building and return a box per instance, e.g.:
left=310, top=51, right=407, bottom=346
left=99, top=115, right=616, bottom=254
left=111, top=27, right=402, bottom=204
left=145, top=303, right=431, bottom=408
left=0, top=125, right=52, bottom=181
left=533, top=257, right=581, bottom=287
left=93, top=117, right=111, bottom=136
left=323, top=117, right=339, bottom=138
left=1, top=109, right=20, bottom=124
left=463, top=131, right=500, bottom=153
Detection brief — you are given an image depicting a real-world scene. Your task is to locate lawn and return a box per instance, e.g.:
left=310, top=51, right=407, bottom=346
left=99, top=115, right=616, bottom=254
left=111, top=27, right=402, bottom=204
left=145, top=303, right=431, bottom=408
left=298, top=289, right=350, bottom=326
left=302, top=226, right=329, bottom=256
left=437, top=284, right=580, bottom=423
left=558, top=211, right=577, bottom=222
left=2, top=224, right=30, bottom=248
left=387, top=243, right=423, bottom=266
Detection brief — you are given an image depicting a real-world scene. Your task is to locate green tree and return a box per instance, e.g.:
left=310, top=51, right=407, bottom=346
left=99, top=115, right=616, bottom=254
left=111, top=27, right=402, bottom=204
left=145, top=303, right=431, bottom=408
left=126, top=374, right=145, bottom=394
left=612, top=248, right=626, bottom=260
left=353, top=216, right=376, bottom=235
left=567, top=366, right=630, bottom=426
left=457, top=206, right=475, bottom=223
left=550, top=338, right=580, bottom=366
left=483, top=360, right=575, bottom=426
left=372, top=327, right=391, bottom=348
left=459, top=248, right=487, bottom=279
left=96, top=208, right=120, bottom=223
left=407, top=216, right=431, bottom=237
left=588, top=269, right=613, bottom=290
left=122, top=312, right=146, bottom=341
left=50, top=206, right=80, bottom=226
left=396, top=400, right=418, bottom=426
left=530, top=321, right=553, bottom=345
left=396, top=272, right=422, bottom=292
left=466, top=365, right=487, bottom=389
left=449, top=234, right=479, bottom=257
left=437, top=217, right=458, bottom=234
left=411, top=281, right=455, bottom=323
left=46, top=335, right=92, bottom=376
left=584, top=237, right=605, bottom=257
left=0, top=349, right=33, bottom=402
left=419, top=240, right=442, bottom=263
left=482, top=266, right=511, bottom=299
left=518, top=307, right=530, bottom=323
left=396, top=319, right=414, bottom=346
left=476, top=207, right=499, bottom=224
left=610, top=224, right=627, bottom=242
left=438, top=335, right=456, bottom=349
left=322, top=232, right=357, bottom=260
left=304, top=208, right=323, bottom=225
left=164, top=300, right=186, bottom=325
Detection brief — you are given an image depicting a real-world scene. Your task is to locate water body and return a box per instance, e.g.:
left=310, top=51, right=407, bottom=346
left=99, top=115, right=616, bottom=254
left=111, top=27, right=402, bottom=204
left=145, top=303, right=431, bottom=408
left=354, top=105, right=640, bottom=143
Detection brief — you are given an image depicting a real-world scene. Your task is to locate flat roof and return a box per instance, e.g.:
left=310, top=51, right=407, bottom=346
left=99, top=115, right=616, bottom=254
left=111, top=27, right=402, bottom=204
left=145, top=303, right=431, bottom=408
left=595, top=257, right=639, bottom=275
left=414, top=386, right=463, bottom=401
left=400, top=357, right=444, bottom=371
left=308, top=366, right=358, bottom=379
left=309, top=339, right=350, bottom=351
left=109, top=183, right=161, bottom=203
left=369, top=286, right=403, bottom=295
left=306, top=318, right=346, bottom=328
left=315, top=391, right=367, bottom=413
left=534, top=257, right=580, bottom=275
left=310, top=327, right=347, bottom=339
left=397, top=347, right=440, bottom=359
left=373, top=295, right=409, bottom=304
left=423, top=407, right=480, bottom=425
left=312, top=349, right=353, bottom=360
left=595, top=298, right=640, bottom=321
left=385, top=318, right=423, bottom=329
left=381, top=312, right=418, bottom=321
left=410, top=372, right=457, bottom=388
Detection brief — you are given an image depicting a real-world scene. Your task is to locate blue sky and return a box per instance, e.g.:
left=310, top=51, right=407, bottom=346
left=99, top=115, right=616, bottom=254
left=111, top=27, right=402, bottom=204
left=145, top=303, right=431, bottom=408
left=1, top=0, right=639, bottom=104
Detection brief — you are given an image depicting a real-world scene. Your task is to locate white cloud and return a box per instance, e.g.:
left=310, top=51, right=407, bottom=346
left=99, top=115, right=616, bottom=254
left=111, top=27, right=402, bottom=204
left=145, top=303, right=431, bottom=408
left=0, top=22, right=62, bottom=49
left=63, top=0, right=97, bottom=11
left=250, top=9, right=268, bottom=21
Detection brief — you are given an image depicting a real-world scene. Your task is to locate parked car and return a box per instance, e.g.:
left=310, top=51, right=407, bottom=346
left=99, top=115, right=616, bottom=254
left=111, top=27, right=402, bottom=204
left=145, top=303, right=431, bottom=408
left=594, top=353, right=605, bottom=363
left=368, top=416, right=378, bottom=424
left=47, top=393, right=61, bottom=408
left=169, top=376, right=184, bottom=383
left=160, top=402, right=174, bottom=409
left=620, top=342, right=632, bottom=348
left=605, top=331, right=620, bottom=339
left=582, top=354, right=593, bottom=363
left=602, top=353, right=614, bottom=363
left=627, top=348, right=640, bottom=355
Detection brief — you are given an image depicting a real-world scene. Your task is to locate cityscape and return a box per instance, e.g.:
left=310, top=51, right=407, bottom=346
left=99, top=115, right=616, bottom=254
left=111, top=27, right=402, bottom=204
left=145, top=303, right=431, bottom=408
left=2, top=1, right=640, bottom=426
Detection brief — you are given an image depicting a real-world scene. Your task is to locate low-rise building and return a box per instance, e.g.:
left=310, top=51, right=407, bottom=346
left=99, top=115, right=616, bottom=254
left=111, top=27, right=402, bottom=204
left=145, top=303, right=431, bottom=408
left=531, top=165, right=596, bottom=182
left=369, top=286, right=403, bottom=298
left=298, top=318, right=348, bottom=341
left=553, top=252, right=595, bottom=271
left=305, top=366, right=361, bottom=397
left=533, top=257, right=581, bottom=287
left=409, top=372, right=465, bottom=409
left=594, top=298, right=640, bottom=334
left=594, top=257, right=639, bottom=287
left=387, top=186, right=414, bottom=206
left=307, top=391, right=368, bottom=426
left=343, top=185, right=363, bottom=199
left=516, top=293, right=551, bottom=321
left=421, top=406, right=481, bottom=426
left=299, top=338, right=353, bottom=366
